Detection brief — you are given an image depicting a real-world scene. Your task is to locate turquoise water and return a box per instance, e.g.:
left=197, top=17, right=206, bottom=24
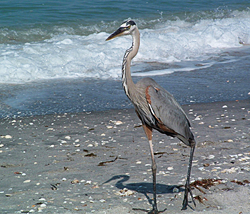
left=1, top=1, right=249, bottom=27
left=0, top=0, right=250, bottom=117
left=1, top=0, right=250, bottom=42
left=1, top=1, right=250, bottom=83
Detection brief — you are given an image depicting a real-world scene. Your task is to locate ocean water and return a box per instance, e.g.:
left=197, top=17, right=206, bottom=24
left=0, top=0, right=250, bottom=117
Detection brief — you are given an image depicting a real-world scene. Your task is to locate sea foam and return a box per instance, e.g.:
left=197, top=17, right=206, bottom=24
left=1, top=10, right=250, bottom=84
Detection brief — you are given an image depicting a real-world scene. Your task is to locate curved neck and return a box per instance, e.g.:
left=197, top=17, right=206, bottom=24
left=122, top=27, right=140, bottom=100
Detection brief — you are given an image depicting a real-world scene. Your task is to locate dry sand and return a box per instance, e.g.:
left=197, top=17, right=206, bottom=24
left=0, top=99, right=249, bottom=214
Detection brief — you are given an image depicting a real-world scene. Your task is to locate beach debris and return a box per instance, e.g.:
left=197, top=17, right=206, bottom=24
left=154, top=151, right=167, bottom=157
left=38, top=203, right=46, bottom=212
left=92, top=185, right=99, bottom=189
left=50, top=183, right=60, bottom=190
left=190, top=178, right=225, bottom=194
left=98, top=156, right=118, bottom=166
left=1, top=135, right=12, bottom=139
left=86, top=180, right=92, bottom=185
left=23, top=179, right=31, bottom=183
left=65, top=136, right=71, bottom=140
left=208, top=155, right=215, bottom=159
left=221, top=167, right=239, bottom=173
left=194, top=195, right=208, bottom=204
left=231, top=179, right=250, bottom=186
left=194, top=116, right=201, bottom=120
left=115, top=121, right=123, bottom=125
left=223, top=126, right=231, bottom=129
left=0, top=144, right=4, bottom=148
left=85, top=152, right=97, bottom=157
left=71, top=179, right=80, bottom=184
left=224, top=139, right=233, bottom=143
left=134, top=124, right=142, bottom=128
left=110, top=120, right=123, bottom=125
left=115, top=188, right=134, bottom=196
left=1, top=163, right=20, bottom=168
left=14, top=171, right=22, bottom=174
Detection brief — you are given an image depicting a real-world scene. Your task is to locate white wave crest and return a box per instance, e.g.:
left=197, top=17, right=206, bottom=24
left=0, top=10, right=250, bottom=83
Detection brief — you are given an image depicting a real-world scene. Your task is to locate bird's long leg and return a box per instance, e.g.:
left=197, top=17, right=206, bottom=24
left=142, top=124, right=158, bottom=213
left=182, top=142, right=196, bottom=210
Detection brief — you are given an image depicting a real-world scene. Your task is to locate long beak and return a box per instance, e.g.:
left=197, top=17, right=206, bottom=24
left=106, top=27, right=125, bottom=41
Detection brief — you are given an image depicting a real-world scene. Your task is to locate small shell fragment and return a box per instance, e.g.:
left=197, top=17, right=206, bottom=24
left=86, top=180, right=92, bottom=184
left=71, top=179, right=80, bottom=184
left=65, top=136, right=71, bottom=140
left=167, top=166, right=173, bottom=170
left=115, top=121, right=123, bottom=125
left=116, top=188, right=134, bottom=196
left=1, top=135, right=12, bottom=139
left=221, top=167, right=238, bottom=173
left=208, top=155, right=215, bottom=159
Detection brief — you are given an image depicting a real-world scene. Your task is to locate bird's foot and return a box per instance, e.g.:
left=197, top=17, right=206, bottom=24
left=181, top=182, right=196, bottom=210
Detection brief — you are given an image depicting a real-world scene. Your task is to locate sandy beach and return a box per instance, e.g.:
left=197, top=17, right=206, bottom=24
left=0, top=99, right=249, bottom=213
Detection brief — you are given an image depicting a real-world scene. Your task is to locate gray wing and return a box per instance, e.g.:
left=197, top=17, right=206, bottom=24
left=146, top=85, right=193, bottom=144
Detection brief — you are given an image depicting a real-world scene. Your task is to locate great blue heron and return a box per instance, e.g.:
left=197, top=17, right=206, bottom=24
left=106, top=20, right=196, bottom=213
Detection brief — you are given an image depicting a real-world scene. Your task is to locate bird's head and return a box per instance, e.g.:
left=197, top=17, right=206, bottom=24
left=106, top=20, right=137, bottom=41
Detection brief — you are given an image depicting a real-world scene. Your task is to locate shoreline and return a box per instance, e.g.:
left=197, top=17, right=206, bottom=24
left=0, top=99, right=249, bottom=213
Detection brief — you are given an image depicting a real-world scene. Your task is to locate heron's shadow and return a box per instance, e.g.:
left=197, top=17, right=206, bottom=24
left=103, top=175, right=184, bottom=209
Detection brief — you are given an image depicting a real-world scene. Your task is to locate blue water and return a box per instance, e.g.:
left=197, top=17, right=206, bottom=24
left=1, top=1, right=249, bottom=27
left=1, top=0, right=250, bottom=42
left=0, top=0, right=250, bottom=117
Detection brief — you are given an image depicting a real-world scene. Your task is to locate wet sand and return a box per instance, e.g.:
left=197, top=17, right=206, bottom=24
left=0, top=99, right=249, bottom=213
